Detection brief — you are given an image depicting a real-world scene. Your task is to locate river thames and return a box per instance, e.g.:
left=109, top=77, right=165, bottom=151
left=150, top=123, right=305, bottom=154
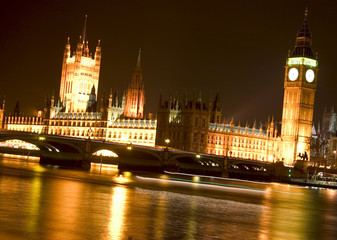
left=0, top=155, right=337, bottom=240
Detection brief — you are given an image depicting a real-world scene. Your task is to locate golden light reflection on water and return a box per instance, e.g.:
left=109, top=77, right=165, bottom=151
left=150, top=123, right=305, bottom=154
left=27, top=176, right=42, bottom=234
left=326, top=189, right=337, bottom=200
left=152, top=192, right=168, bottom=240
left=2, top=157, right=337, bottom=239
left=90, top=163, right=119, bottom=175
left=109, top=186, right=127, bottom=239
left=185, top=197, right=197, bottom=239
left=46, top=180, right=84, bottom=240
left=259, top=185, right=308, bottom=240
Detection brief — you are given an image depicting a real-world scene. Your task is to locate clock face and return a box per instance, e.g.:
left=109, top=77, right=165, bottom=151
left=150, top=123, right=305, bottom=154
left=288, top=68, right=299, bottom=81
left=305, top=69, right=315, bottom=82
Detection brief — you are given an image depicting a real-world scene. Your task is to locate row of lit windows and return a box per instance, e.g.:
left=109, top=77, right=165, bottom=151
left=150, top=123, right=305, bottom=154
left=50, top=121, right=104, bottom=127
left=49, top=128, right=104, bottom=138
left=107, top=131, right=155, bottom=141
left=80, top=72, right=93, bottom=77
left=208, top=135, right=268, bottom=147
left=48, top=127, right=155, bottom=142
left=7, top=126, right=42, bottom=134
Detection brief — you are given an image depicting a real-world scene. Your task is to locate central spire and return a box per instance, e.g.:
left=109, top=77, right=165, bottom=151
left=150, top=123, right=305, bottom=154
left=82, top=15, right=88, bottom=44
left=136, top=48, right=141, bottom=68
left=290, top=8, right=314, bottom=58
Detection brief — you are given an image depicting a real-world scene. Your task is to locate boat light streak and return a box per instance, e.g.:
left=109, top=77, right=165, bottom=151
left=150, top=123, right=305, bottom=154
left=136, top=176, right=304, bottom=195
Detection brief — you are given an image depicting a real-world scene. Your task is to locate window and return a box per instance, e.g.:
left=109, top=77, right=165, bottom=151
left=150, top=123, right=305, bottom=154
left=195, top=117, right=199, bottom=126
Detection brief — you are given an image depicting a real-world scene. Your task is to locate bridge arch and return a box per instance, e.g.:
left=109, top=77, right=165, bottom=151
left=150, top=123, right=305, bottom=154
left=167, top=153, right=223, bottom=176
left=92, top=149, right=119, bottom=157
left=0, top=134, right=84, bottom=154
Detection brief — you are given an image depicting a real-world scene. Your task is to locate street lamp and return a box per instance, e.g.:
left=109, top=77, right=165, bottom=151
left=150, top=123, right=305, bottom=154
left=165, top=139, right=170, bottom=150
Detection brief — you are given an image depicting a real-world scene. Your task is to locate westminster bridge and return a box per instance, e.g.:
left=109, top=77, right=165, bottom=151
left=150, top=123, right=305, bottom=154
left=0, top=131, right=284, bottom=179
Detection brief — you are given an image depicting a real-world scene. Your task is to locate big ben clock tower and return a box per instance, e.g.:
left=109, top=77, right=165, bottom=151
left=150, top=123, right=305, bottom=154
left=281, top=9, right=318, bottom=165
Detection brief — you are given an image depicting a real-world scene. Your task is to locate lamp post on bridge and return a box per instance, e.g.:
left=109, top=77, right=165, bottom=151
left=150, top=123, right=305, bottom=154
left=85, top=127, right=93, bottom=158
left=165, top=138, right=170, bottom=151
left=163, top=138, right=170, bottom=163
left=224, top=147, right=229, bottom=172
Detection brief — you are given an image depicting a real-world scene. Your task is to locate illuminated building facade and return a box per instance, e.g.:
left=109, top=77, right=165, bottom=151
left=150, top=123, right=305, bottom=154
left=124, top=49, right=145, bottom=119
left=1, top=10, right=320, bottom=163
left=156, top=93, right=211, bottom=153
left=59, top=16, right=101, bottom=113
left=3, top=17, right=156, bottom=147
left=156, top=94, right=281, bottom=162
left=280, top=9, right=318, bottom=165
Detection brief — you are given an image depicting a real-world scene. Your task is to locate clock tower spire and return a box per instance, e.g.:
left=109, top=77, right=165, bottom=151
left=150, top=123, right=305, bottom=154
left=281, top=8, right=318, bottom=165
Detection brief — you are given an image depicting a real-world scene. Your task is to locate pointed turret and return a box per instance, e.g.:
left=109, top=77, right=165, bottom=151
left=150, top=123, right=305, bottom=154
left=290, top=8, right=314, bottom=58
left=14, top=99, right=20, bottom=116
left=87, top=85, right=97, bottom=112
left=252, top=119, right=256, bottom=135
left=95, top=39, right=101, bottom=67
left=270, top=116, right=275, bottom=137
left=210, top=92, right=221, bottom=123
left=108, top=88, right=113, bottom=107
left=2, top=97, right=5, bottom=111
left=65, top=37, right=71, bottom=58
left=115, top=91, right=119, bottom=107
left=122, top=91, right=126, bottom=107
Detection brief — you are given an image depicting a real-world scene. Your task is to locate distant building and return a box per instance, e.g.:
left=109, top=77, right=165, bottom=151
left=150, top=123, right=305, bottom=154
left=3, top=16, right=156, bottom=147
left=156, top=93, right=281, bottom=162
left=315, top=106, right=337, bottom=160
left=322, top=106, right=337, bottom=138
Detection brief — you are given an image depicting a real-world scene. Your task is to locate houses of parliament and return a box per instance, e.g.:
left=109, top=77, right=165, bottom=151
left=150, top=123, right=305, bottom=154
left=0, top=10, right=324, bottom=165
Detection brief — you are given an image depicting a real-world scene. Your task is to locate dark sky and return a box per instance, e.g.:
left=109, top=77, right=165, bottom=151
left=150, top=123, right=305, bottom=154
left=1, top=0, right=337, bottom=125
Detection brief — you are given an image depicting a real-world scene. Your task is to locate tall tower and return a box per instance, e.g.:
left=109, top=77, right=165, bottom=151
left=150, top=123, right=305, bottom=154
left=281, top=9, right=318, bottom=165
left=59, top=15, right=101, bottom=113
left=124, top=49, right=145, bottom=118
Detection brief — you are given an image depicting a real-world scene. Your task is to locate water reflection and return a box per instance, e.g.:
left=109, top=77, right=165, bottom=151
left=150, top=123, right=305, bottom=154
left=45, top=180, right=85, bottom=239
left=27, top=176, right=42, bottom=235
left=258, top=185, right=337, bottom=240
left=1, top=157, right=337, bottom=239
left=185, top=196, right=197, bottom=239
left=109, top=186, right=127, bottom=239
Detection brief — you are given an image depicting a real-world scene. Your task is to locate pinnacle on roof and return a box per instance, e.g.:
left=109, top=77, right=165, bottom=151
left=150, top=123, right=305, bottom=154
left=137, top=48, right=141, bottom=68
left=82, top=15, right=88, bottom=44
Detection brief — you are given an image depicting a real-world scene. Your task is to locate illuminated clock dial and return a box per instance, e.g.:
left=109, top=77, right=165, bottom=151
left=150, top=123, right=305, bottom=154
left=288, top=68, right=298, bottom=81
left=305, top=69, right=315, bottom=83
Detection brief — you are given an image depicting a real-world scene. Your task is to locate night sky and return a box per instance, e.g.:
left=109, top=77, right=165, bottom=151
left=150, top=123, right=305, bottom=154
left=1, top=0, right=337, bottom=125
